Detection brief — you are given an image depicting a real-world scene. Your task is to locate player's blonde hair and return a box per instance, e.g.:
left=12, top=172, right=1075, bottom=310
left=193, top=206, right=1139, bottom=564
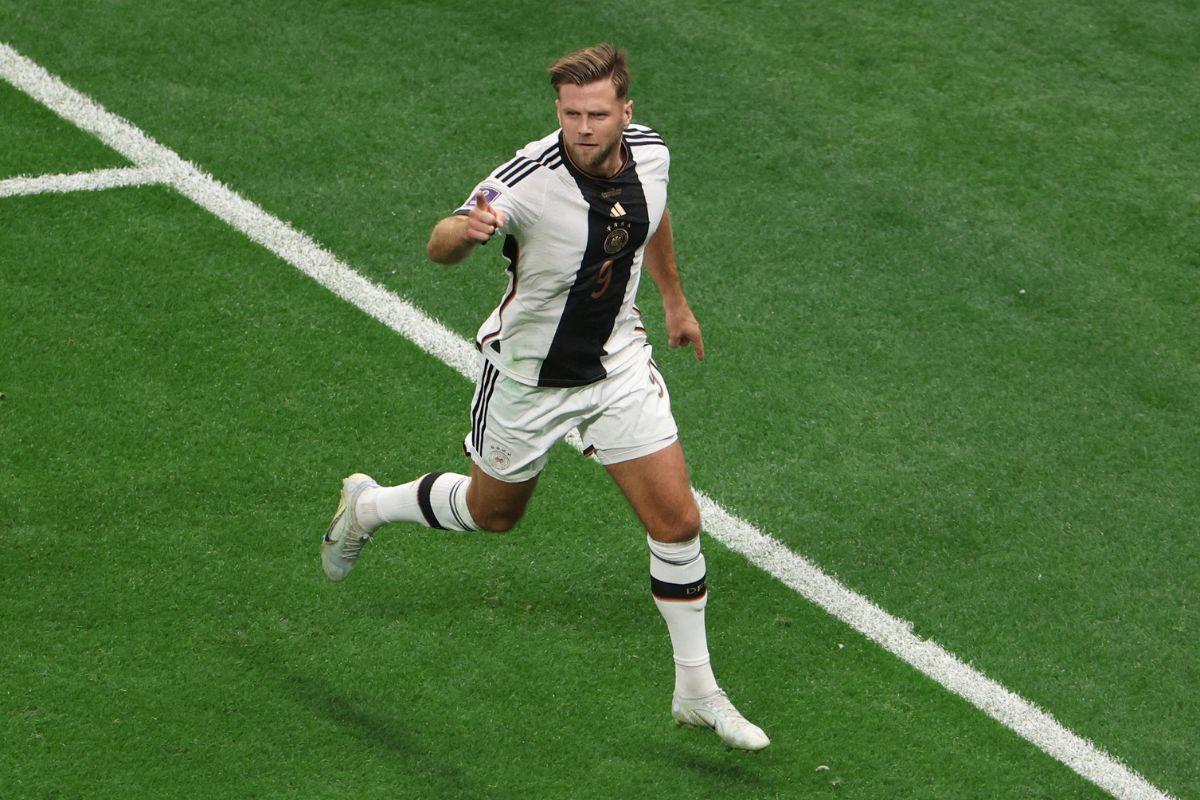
left=548, top=43, right=630, bottom=99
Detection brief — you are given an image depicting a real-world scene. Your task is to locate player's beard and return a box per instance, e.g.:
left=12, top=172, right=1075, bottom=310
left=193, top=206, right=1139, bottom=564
left=573, top=137, right=621, bottom=176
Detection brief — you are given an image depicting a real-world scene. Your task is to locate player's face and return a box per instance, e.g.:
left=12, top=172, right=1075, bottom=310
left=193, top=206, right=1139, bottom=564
left=556, top=80, right=633, bottom=178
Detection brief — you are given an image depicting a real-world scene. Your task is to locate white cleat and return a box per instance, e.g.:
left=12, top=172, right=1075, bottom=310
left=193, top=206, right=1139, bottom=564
left=672, top=689, right=771, bottom=751
left=321, top=473, right=379, bottom=582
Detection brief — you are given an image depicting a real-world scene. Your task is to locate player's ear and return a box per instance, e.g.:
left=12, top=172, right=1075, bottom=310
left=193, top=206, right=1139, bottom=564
left=623, top=99, right=633, bottom=125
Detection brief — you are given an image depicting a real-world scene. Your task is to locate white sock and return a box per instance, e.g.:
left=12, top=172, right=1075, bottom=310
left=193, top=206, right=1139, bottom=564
left=648, top=534, right=719, bottom=698
left=357, top=472, right=477, bottom=532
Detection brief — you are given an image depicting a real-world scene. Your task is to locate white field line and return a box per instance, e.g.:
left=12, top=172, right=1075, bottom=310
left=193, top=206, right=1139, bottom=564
left=0, top=42, right=1175, bottom=800
left=0, top=165, right=160, bottom=197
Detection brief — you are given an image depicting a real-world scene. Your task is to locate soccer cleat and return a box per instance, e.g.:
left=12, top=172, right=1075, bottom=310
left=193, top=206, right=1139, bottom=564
left=321, top=473, right=379, bottom=582
left=672, top=688, right=771, bottom=751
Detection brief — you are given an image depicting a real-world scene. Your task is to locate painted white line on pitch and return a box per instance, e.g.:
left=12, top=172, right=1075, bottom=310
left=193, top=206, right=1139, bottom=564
left=0, top=42, right=1175, bottom=800
left=0, top=166, right=160, bottom=198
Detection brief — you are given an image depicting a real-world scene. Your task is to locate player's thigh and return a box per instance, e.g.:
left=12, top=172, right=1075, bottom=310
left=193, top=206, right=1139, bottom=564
left=581, top=355, right=678, bottom=467
left=604, top=441, right=700, bottom=543
left=465, top=359, right=577, bottom=484
left=465, top=463, right=539, bottom=532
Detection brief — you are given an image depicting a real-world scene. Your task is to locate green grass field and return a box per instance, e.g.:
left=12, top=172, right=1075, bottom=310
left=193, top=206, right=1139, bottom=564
left=2, top=2, right=1197, bottom=798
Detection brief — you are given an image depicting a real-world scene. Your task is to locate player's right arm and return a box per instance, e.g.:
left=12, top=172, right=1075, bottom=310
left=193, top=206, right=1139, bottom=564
left=426, top=191, right=508, bottom=265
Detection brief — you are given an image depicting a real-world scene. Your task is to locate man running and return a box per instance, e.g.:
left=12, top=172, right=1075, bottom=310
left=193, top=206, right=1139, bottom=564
left=322, top=42, right=768, bottom=751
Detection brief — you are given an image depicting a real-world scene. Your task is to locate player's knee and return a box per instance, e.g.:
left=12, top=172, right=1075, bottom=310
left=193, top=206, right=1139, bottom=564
left=652, top=505, right=702, bottom=543
left=678, top=507, right=703, bottom=541
left=475, top=507, right=525, bottom=533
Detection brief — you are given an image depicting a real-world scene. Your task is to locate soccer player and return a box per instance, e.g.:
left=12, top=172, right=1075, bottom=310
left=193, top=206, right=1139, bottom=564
left=322, top=43, right=768, bottom=751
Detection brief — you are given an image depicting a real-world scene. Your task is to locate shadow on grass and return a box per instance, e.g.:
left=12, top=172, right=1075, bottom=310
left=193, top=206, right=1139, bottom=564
left=650, top=734, right=777, bottom=795
left=236, top=643, right=480, bottom=799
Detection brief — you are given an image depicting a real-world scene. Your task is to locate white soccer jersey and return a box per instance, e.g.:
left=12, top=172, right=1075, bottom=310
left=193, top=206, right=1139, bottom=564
left=453, top=123, right=670, bottom=388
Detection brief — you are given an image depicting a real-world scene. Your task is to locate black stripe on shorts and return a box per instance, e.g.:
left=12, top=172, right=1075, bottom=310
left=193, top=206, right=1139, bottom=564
left=477, top=366, right=500, bottom=450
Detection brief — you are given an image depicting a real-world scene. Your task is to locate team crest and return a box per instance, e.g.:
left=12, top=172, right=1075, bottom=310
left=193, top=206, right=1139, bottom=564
left=487, top=446, right=512, bottom=471
left=603, top=222, right=630, bottom=254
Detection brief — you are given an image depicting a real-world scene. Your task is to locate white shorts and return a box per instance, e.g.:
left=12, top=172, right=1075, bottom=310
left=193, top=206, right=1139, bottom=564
left=463, top=351, right=679, bottom=483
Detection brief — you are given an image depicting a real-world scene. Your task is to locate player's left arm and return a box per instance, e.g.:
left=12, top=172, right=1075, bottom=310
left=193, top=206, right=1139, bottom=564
left=643, top=208, right=704, bottom=360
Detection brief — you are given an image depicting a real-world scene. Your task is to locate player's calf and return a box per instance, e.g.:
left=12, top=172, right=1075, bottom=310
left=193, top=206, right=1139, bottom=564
left=357, top=472, right=478, bottom=533
left=647, top=533, right=770, bottom=750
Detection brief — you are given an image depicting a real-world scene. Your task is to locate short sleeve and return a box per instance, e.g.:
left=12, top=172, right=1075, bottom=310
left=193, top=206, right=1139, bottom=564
left=452, top=156, right=548, bottom=235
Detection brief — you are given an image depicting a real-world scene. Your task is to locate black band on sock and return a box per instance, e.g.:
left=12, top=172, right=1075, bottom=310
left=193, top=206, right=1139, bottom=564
left=416, top=472, right=447, bottom=530
left=651, top=575, right=707, bottom=601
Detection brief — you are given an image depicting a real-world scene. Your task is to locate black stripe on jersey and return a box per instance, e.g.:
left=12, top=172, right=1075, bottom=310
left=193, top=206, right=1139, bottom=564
left=546, top=157, right=563, bottom=170
left=496, top=157, right=532, bottom=182
left=500, top=164, right=538, bottom=186
left=625, top=133, right=666, bottom=146
left=502, top=144, right=559, bottom=186
left=538, top=133, right=651, bottom=387
left=650, top=575, right=708, bottom=601
left=493, top=156, right=523, bottom=180
left=416, top=472, right=447, bottom=530
left=506, top=160, right=542, bottom=187
left=625, top=127, right=666, bottom=146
